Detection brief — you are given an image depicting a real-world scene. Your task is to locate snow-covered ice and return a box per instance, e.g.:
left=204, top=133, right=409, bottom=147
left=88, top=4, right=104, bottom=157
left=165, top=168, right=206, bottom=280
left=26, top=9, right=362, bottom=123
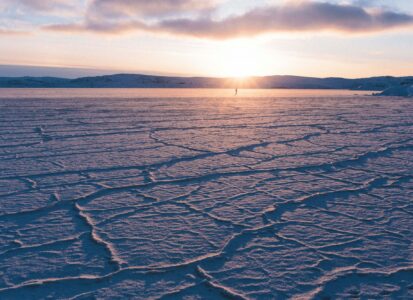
left=0, top=94, right=412, bottom=299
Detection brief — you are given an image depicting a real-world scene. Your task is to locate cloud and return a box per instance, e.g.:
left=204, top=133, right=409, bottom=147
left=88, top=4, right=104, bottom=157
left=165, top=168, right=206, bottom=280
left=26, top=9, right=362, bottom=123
left=0, top=28, right=28, bottom=35
left=45, top=1, right=413, bottom=39
left=1, top=0, right=75, bottom=12
left=88, top=0, right=220, bottom=18
left=46, top=20, right=149, bottom=34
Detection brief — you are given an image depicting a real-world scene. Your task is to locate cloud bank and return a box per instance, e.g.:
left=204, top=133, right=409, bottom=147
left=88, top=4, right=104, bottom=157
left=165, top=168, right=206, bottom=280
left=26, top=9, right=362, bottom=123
left=2, top=0, right=73, bottom=12
left=88, top=0, right=219, bottom=18
left=42, top=1, right=413, bottom=39
left=0, top=29, right=27, bottom=35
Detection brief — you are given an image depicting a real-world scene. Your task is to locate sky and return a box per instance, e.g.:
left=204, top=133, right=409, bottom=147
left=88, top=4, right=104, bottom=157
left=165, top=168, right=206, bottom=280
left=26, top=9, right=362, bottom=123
left=1, top=0, right=413, bottom=78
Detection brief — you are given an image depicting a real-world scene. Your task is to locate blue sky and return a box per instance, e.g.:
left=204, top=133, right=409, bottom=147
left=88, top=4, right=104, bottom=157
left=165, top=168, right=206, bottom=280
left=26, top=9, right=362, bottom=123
left=1, top=0, right=413, bottom=78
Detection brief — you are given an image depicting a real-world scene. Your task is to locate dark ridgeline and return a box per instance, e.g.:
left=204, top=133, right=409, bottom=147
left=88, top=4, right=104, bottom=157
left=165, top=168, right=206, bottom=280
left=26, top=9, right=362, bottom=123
left=0, top=73, right=412, bottom=90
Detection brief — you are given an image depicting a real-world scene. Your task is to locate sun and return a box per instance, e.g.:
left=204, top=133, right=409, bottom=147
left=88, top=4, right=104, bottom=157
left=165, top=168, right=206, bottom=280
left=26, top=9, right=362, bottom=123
left=216, top=39, right=263, bottom=78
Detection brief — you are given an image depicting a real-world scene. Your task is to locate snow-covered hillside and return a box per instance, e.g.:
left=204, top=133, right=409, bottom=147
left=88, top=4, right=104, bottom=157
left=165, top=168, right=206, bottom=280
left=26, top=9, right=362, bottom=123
left=377, top=85, right=413, bottom=97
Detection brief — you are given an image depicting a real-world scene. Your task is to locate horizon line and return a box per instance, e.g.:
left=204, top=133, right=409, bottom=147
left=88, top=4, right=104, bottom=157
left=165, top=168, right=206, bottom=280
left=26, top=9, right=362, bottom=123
left=1, top=71, right=413, bottom=81
left=1, top=64, right=413, bottom=81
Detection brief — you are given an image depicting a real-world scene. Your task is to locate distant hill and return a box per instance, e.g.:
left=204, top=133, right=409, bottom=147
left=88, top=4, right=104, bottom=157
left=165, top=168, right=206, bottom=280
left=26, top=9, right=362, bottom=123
left=1, top=74, right=413, bottom=90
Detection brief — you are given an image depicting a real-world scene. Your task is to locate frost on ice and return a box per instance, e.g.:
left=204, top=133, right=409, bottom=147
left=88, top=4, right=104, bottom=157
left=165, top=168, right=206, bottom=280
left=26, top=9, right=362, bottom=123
left=0, top=96, right=412, bottom=299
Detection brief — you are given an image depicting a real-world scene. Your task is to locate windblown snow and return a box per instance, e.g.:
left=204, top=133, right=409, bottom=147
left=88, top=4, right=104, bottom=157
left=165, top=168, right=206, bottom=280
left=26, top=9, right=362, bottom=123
left=0, top=95, right=412, bottom=299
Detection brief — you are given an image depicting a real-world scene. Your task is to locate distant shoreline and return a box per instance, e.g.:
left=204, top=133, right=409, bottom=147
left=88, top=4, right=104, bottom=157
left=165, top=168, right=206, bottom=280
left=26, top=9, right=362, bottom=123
left=0, top=87, right=381, bottom=90
left=1, top=74, right=411, bottom=90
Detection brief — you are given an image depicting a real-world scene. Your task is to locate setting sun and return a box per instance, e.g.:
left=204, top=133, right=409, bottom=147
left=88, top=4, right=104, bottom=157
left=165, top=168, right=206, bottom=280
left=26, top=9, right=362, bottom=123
left=216, top=40, right=264, bottom=78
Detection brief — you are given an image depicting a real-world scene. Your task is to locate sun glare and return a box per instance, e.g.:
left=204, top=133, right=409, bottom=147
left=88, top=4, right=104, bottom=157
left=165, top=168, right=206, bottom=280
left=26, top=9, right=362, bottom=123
left=216, top=40, right=263, bottom=78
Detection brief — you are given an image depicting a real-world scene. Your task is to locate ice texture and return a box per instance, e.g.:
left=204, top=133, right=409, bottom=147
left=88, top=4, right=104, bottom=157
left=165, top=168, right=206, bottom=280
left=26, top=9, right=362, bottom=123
left=0, top=96, right=412, bottom=299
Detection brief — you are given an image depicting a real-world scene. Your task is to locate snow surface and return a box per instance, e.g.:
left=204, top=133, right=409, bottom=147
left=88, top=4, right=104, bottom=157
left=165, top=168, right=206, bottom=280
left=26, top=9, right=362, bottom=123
left=0, top=95, right=412, bottom=299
